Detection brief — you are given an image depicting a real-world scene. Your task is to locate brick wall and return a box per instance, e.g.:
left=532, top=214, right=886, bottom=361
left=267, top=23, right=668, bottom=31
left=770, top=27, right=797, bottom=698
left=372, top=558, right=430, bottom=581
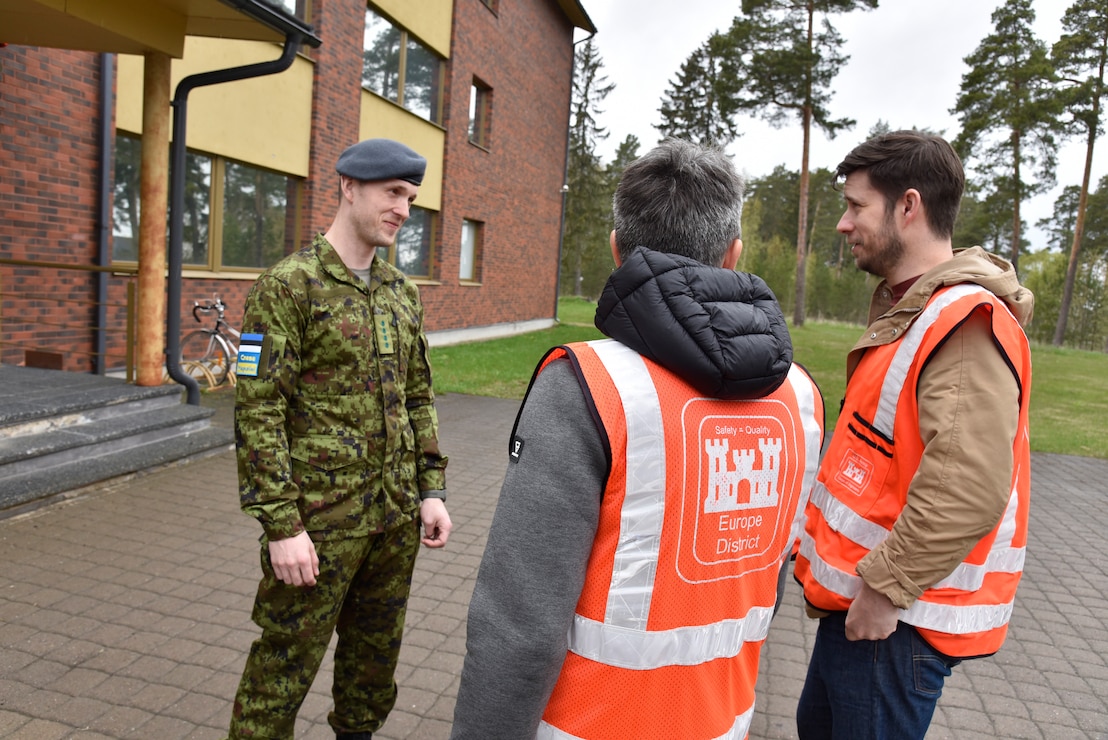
left=299, top=0, right=365, bottom=246
left=424, top=0, right=575, bottom=331
left=0, top=46, right=105, bottom=371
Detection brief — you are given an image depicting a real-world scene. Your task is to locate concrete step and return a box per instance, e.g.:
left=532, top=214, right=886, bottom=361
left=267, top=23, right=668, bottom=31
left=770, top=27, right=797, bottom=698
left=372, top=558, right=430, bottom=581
left=0, top=368, right=184, bottom=434
left=0, top=403, right=219, bottom=473
left=0, top=426, right=233, bottom=512
left=0, top=365, right=234, bottom=515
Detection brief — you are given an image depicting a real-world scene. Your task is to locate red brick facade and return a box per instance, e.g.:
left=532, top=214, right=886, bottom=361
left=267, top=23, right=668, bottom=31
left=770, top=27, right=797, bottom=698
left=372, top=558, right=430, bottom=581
left=0, top=46, right=112, bottom=372
left=0, top=1, right=580, bottom=373
left=429, top=0, right=574, bottom=330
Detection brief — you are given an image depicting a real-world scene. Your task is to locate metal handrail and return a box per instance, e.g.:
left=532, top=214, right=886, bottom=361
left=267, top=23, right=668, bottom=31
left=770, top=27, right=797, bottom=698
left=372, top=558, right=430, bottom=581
left=0, top=259, right=138, bottom=379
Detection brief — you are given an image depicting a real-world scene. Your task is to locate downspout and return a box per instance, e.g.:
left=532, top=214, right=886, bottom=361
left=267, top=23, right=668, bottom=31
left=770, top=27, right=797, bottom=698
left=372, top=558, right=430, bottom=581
left=165, top=33, right=304, bottom=405
left=95, top=53, right=114, bottom=375
left=554, top=31, right=596, bottom=322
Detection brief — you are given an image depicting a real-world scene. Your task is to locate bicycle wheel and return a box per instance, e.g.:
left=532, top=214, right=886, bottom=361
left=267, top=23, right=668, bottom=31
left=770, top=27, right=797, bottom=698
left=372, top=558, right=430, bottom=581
left=180, top=330, right=234, bottom=386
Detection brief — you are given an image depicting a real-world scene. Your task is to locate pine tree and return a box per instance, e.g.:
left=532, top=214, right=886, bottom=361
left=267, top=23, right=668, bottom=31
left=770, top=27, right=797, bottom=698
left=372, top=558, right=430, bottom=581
left=1049, top=0, right=1108, bottom=345
left=952, top=0, right=1062, bottom=274
left=656, top=33, right=742, bottom=147
left=562, top=39, right=616, bottom=298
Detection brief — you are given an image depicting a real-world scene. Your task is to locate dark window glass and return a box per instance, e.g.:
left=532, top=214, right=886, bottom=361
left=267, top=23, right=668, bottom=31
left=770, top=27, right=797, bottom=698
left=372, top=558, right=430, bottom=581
left=395, top=206, right=433, bottom=277
left=221, top=161, right=291, bottom=269
left=111, top=134, right=142, bottom=262
left=363, top=8, right=402, bottom=103
left=181, top=152, right=212, bottom=266
left=362, top=5, right=442, bottom=124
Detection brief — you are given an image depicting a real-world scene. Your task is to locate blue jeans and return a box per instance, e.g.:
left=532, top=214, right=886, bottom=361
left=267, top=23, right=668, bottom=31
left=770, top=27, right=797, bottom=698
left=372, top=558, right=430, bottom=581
left=796, top=611, right=961, bottom=740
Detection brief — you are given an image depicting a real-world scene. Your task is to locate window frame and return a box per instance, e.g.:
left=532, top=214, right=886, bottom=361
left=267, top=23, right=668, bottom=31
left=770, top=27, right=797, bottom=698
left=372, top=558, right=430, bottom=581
left=110, top=132, right=302, bottom=273
left=376, top=205, right=439, bottom=280
left=468, top=78, right=492, bottom=149
left=363, top=5, right=446, bottom=125
left=459, top=218, right=483, bottom=283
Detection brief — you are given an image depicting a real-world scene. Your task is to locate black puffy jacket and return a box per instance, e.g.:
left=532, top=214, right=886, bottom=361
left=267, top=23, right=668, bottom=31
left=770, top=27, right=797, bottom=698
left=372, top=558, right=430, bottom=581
left=594, top=246, right=793, bottom=400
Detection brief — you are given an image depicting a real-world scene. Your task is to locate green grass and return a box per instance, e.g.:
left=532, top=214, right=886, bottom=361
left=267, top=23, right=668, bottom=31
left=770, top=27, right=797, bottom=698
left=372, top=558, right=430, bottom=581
left=430, top=298, right=1108, bottom=460
left=431, top=322, right=603, bottom=398
left=1025, top=344, right=1108, bottom=459
left=557, top=295, right=600, bottom=326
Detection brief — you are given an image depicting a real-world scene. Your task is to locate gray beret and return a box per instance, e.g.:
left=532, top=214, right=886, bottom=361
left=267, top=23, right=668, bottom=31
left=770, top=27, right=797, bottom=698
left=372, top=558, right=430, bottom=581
left=336, top=138, right=426, bottom=185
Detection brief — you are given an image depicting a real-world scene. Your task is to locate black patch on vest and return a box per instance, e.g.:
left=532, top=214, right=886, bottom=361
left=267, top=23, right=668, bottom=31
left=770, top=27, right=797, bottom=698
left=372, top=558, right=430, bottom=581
left=509, top=435, right=525, bottom=463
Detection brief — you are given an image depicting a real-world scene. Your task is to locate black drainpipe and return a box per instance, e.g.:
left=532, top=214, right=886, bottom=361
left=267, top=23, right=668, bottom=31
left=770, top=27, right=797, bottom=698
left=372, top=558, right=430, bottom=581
left=95, top=52, right=114, bottom=375
left=165, top=33, right=304, bottom=405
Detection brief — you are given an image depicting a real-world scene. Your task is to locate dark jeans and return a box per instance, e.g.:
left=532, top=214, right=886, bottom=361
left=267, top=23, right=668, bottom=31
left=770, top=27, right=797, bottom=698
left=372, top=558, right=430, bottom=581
left=796, top=611, right=961, bottom=740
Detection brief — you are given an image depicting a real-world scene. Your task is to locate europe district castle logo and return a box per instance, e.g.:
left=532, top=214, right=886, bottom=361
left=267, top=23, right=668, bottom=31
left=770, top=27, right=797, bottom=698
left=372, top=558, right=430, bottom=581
left=695, top=431, right=787, bottom=563
left=703, top=436, right=783, bottom=513
left=678, top=408, right=799, bottom=581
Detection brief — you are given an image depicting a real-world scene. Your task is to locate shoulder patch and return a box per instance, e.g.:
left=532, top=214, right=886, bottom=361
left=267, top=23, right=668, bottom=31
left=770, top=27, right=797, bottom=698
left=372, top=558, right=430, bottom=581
left=236, top=333, right=264, bottom=377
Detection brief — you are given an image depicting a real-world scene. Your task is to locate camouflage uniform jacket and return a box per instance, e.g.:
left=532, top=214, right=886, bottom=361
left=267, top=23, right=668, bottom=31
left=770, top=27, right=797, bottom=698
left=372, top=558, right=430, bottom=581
left=235, top=234, right=447, bottom=541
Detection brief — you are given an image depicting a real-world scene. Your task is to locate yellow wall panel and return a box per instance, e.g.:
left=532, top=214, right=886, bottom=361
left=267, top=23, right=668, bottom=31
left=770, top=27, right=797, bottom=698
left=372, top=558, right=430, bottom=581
left=359, top=94, right=444, bottom=212
left=114, top=38, right=313, bottom=176
left=373, top=0, right=452, bottom=57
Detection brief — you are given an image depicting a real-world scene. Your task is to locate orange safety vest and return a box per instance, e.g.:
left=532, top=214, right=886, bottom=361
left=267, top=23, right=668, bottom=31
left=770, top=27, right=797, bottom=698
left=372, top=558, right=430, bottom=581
left=535, top=339, right=824, bottom=740
left=794, top=284, right=1032, bottom=659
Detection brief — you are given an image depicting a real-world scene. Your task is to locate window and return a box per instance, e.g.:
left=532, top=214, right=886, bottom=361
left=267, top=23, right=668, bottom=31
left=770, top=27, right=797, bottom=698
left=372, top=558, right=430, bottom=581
left=112, top=133, right=299, bottom=270
left=363, top=6, right=444, bottom=124
left=111, top=134, right=142, bottom=262
left=221, top=161, right=298, bottom=268
left=260, top=0, right=310, bottom=21
left=460, top=219, right=482, bottom=282
left=377, top=206, right=437, bottom=278
left=468, top=80, right=492, bottom=147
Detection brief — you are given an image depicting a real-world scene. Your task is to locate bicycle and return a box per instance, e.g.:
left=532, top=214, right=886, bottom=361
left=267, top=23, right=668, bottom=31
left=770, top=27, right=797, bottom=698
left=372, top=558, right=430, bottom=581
left=179, top=294, right=241, bottom=387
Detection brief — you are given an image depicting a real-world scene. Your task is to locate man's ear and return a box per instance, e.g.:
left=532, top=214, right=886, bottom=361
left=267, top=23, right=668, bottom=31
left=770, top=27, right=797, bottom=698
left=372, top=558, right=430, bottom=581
left=610, top=230, right=622, bottom=267
left=722, top=238, right=743, bottom=270
left=339, top=175, right=355, bottom=204
left=901, top=188, right=923, bottom=226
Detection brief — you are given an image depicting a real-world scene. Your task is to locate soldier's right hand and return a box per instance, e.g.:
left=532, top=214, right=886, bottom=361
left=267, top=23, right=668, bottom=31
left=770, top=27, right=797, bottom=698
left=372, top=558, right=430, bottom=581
left=269, top=531, right=320, bottom=587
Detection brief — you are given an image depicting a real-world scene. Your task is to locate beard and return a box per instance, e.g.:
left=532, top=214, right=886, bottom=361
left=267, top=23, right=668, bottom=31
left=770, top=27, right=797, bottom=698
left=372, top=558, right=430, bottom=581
left=854, top=215, right=905, bottom=279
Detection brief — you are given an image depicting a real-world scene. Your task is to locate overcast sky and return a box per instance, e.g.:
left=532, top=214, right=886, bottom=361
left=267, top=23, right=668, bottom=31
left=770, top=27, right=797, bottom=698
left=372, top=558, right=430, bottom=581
left=576, top=0, right=1092, bottom=249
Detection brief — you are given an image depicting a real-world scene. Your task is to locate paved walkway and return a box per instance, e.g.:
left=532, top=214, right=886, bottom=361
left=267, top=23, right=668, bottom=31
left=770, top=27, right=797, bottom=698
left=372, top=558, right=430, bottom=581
left=1, top=392, right=1106, bottom=739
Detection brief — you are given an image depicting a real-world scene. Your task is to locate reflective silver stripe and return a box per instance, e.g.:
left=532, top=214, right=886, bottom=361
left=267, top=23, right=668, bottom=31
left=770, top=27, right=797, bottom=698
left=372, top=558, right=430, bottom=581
left=933, top=485, right=1025, bottom=590
left=994, top=466, right=1023, bottom=549
left=567, top=606, right=775, bottom=669
left=873, top=284, right=987, bottom=438
left=538, top=706, right=753, bottom=740
left=787, top=365, right=823, bottom=544
left=536, top=721, right=584, bottom=740
left=797, top=532, right=860, bottom=600
left=808, top=481, right=890, bottom=549
left=903, top=599, right=1014, bottom=634
left=589, top=340, right=666, bottom=630
left=931, top=546, right=1025, bottom=591
left=713, top=705, right=754, bottom=740
left=800, top=530, right=1018, bottom=634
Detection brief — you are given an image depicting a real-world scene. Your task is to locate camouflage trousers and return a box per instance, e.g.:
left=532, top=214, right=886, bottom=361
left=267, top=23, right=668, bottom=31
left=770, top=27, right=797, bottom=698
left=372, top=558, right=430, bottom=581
left=227, top=520, right=421, bottom=739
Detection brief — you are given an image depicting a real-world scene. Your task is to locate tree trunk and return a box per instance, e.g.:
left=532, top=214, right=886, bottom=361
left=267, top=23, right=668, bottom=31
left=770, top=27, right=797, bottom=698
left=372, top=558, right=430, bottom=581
left=1011, top=130, right=1022, bottom=275
left=1054, top=51, right=1103, bottom=346
left=793, top=6, right=814, bottom=328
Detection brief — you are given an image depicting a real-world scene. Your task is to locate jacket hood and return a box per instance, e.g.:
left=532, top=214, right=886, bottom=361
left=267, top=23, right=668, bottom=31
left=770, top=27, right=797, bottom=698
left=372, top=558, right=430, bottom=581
left=594, top=246, right=793, bottom=400
left=936, top=247, right=1035, bottom=326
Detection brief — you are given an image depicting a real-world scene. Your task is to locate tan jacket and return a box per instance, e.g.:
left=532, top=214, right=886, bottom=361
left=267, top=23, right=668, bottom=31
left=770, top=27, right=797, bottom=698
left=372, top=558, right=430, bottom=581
left=816, top=247, right=1033, bottom=613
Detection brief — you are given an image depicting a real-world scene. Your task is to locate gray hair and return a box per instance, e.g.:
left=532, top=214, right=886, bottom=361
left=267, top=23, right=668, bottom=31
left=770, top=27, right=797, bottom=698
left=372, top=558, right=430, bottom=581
left=611, top=138, right=744, bottom=266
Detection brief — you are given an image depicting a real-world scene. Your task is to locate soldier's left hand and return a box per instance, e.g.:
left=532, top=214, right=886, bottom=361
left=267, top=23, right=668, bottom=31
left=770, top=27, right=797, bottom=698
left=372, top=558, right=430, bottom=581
left=419, top=498, right=452, bottom=548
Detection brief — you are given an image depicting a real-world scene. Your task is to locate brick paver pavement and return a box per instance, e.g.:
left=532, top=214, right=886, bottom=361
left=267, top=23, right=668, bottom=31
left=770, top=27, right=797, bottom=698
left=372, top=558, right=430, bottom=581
left=1, top=392, right=1105, bottom=739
